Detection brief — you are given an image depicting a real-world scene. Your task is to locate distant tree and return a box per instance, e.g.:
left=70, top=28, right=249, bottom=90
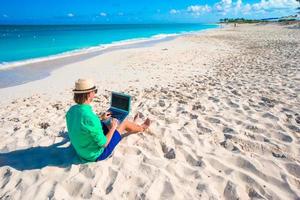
left=219, top=17, right=268, bottom=23
left=219, top=18, right=229, bottom=23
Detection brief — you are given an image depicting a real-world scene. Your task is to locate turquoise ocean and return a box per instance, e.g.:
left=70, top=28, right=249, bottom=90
left=0, top=24, right=217, bottom=66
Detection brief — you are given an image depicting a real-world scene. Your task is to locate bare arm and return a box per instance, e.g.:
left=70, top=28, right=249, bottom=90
left=103, top=118, right=118, bottom=147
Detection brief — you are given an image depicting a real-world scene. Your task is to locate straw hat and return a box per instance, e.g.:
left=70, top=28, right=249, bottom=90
left=73, top=79, right=97, bottom=94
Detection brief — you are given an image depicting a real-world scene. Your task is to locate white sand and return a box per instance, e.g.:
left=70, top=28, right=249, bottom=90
left=0, top=24, right=299, bottom=199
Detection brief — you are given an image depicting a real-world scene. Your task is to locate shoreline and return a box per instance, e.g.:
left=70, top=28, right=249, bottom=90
left=0, top=33, right=178, bottom=70
left=0, top=26, right=218, bottom=89
left=0, top=35, right=177, bottom=89
left=0, top=25, right=218, bottom=70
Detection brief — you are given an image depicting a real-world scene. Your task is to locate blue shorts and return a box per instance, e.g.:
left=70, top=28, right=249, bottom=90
left=97, top=123, right=122, bottom=161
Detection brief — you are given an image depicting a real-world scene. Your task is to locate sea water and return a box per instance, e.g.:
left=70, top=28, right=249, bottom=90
left=0, top=24, right=217, bottom=65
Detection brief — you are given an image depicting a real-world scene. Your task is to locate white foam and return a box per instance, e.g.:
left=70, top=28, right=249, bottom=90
left=0, top=29, right=214, bottom=71
left=0, top=46, right=107, bottom=71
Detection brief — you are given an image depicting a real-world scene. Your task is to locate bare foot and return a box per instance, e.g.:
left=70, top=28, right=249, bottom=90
left=141, top=118, right=150, bottom=131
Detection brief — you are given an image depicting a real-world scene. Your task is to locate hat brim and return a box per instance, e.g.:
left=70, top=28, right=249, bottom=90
left=73, top=86, right=97, bottom=94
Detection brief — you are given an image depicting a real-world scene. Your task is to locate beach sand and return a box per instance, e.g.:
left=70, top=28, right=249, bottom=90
left=0, top=24, right=299, bottom=199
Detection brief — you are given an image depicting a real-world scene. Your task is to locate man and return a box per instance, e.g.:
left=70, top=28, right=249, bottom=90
left=66, top=79, right=150, bottom=161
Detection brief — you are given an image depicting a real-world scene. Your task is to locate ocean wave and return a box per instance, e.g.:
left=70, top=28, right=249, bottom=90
left=0, top=28, right=214, bottom=71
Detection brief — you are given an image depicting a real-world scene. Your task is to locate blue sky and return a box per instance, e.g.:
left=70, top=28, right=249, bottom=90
left=0, top=0, right=299, bottom=24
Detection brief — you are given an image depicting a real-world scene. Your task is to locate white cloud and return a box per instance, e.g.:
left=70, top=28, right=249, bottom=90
left=236, top=0, right=242, bottom=9
left=252, top=0, right=298, bottom=11
left=214, top=0, right=298, bottom=16
left=242, top=3, right=252, bottom=14
left=234, top=0, right=243, bottom=14
left=100, top=12, right=107, bottom=17
left=67, top=13, right=74, bottom=17
left=170, top=9, right=180, bottom=14
left=215, top=0, right=232, bottom=14
left=173, top=0, right=298, bottom=19
left=187, top=5, right=211, bottom=15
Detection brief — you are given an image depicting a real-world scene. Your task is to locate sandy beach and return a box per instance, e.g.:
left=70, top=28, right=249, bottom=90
left=0, top=24, right=299, bottom=199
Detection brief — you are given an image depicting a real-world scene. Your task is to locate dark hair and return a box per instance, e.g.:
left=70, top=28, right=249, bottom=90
left=73, top=92, right=89, bottom=104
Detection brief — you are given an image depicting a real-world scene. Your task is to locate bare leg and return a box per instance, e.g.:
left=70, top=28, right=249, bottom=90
left=117, top=119, right=150, bottom=134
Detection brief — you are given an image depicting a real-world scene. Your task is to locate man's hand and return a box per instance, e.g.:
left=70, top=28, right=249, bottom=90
left=110, top=118, right=119, bottom=130
left=100, top=112, right=111, bottom=120
left=103, top=118, right=119, bottom=148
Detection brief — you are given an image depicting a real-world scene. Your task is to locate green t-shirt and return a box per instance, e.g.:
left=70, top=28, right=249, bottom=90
left=66, top=104, right=107, bottom=161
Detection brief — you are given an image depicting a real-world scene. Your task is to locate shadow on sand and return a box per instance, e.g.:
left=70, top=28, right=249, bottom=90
left=0, top=132, right=83, bottom=171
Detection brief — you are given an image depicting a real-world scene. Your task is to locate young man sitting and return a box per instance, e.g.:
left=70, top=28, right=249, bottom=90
left=66, top=79, right=150, bottom=161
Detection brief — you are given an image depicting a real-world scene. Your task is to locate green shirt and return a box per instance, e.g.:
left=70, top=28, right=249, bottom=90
left=66, top=104, right=107, bottom=161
